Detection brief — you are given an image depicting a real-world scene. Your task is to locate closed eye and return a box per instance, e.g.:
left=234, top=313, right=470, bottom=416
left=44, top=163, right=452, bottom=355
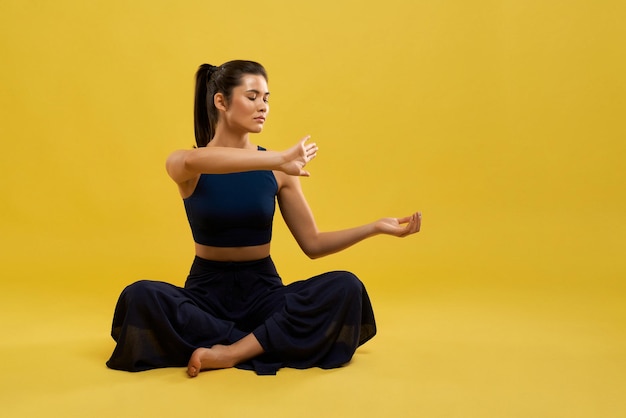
left=246, top=89, right=270, bottom=103
left=247, top=95, right=269, bottom=103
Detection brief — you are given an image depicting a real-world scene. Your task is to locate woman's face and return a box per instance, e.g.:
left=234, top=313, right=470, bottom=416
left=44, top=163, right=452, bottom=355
left=221, top=74, right=270, bottom=134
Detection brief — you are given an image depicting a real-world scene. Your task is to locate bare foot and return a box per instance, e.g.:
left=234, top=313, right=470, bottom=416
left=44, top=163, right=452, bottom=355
left=187, top=334, right=264, bottom=378
left=187, top=345, right=236, bottom=377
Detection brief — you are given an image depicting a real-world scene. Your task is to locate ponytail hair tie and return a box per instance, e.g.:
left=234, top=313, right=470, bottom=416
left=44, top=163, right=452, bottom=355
left=207, top=64, right=220, bottom=79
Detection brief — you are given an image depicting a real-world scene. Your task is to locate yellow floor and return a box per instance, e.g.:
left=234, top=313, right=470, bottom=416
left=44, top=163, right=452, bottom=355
left=2, top=274, right=624, bottom=417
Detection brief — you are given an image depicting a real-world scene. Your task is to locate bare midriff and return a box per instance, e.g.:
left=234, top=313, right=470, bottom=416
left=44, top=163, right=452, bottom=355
left=194, top=242, right=271, bottom=262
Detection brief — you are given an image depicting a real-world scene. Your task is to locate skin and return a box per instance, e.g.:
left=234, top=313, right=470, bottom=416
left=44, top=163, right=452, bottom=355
left=165, top=74, right=422, bottom=377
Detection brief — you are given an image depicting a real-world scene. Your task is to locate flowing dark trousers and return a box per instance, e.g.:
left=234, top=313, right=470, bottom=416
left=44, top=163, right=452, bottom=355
left=106, top=256, right=376, bottom=375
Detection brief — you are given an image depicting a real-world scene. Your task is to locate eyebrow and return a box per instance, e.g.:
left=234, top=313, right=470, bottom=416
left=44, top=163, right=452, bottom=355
left=246, top=89, right=270, bottom=95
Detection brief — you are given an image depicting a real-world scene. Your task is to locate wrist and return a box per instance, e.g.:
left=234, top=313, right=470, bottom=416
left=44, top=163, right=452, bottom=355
left=368, top=222, right=381, bottom=237
left=268, top=150, right=287, bottom=171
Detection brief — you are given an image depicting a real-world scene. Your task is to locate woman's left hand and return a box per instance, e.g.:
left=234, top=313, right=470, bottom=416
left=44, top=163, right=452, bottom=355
left=375, top=212, right=422, bottom=237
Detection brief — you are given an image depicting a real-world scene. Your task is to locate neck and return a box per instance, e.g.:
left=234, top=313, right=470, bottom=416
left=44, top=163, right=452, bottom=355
left=210, top=125, right=253, bottom=149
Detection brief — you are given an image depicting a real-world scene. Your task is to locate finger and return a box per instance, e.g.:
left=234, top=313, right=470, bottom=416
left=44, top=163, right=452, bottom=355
left=397, top=212, right=421, bottom=236
left=306, top=144, right=318, bottom=156
left=411, top=212, right=421, bottom=233
left=400, top=214, right=417, bottom=236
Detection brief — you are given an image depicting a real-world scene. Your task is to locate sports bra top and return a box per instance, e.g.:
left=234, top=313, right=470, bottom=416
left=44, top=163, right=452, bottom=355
left=183, top=146, right=278, bottom=247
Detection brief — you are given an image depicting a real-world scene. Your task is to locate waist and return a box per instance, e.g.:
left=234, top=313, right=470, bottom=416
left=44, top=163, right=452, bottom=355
left=194, top=242, right=271, bottom=262
left=186, top=254, right=281, bottom=294
left=189, top=254, right=278, bottom=277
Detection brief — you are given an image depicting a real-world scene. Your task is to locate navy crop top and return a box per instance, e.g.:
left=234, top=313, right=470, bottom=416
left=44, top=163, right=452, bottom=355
left=183, top=147, right=278, bottom=247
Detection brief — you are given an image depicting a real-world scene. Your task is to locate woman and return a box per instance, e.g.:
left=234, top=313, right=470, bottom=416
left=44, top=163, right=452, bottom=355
left=106, top=60, right=422, bottom=377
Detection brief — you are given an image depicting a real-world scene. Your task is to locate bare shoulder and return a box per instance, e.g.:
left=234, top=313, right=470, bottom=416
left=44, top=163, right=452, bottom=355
left=273, top=170, right=297, bottom=192
left=275, top=171, right=306, bottom=208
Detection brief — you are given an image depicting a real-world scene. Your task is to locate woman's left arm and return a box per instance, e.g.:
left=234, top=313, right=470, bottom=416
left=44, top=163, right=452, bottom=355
left=277, top=174, right=421, bottom=259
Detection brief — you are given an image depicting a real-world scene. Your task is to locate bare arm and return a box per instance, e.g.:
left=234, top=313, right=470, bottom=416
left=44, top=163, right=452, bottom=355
left=278, top=174, right=421, bottom=259
left=165, top=136, right=318, bottom=185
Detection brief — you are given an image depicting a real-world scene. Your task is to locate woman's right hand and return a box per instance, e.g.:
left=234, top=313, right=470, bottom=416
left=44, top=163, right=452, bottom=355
left=278, top=136, right=318, bottom=176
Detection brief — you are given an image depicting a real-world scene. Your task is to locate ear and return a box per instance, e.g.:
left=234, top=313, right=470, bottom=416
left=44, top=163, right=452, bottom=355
left=214, top=93, right=228, bottom=111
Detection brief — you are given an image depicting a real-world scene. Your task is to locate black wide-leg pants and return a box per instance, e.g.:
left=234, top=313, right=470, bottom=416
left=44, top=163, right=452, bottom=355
left=106, top=256, right=376, bottom=375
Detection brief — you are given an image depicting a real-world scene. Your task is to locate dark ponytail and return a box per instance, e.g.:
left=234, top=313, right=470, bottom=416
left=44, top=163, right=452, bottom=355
left=193, top=60, right=268, bottom=147
left=194, top=64, right=218, bottom=147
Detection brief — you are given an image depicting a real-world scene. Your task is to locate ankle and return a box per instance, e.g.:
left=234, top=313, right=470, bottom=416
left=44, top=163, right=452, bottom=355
left=225, top=344, right=246, bottom=367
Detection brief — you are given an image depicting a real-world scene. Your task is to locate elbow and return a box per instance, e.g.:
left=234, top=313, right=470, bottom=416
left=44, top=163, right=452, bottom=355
left=295, top=232, right=327, bottom=259
left=166, top=150, right=199, bottom=178
left=305, top=251, right=322, bottom=260
left=304, top=245, right=330, bottom=260
left=301, top=244, right=324, bottom=260
left=182, top=153, right=196, bottom=172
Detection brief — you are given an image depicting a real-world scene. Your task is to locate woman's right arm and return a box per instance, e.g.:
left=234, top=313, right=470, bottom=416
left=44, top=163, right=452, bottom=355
left=165, top=136, right=318, bottom=185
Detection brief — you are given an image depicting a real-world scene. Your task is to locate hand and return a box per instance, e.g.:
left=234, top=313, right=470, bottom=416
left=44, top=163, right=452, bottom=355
left=279, top=136, right=318, bottom=176
left=375, top=212, right=422, bottom=237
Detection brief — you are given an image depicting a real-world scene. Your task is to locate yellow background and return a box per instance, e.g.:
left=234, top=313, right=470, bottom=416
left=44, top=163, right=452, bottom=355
left=1, top=0, right=625, bottom=417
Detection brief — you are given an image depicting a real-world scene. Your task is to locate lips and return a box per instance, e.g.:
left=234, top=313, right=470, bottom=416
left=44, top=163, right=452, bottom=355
left=254, top=116, right=266, bottom=123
